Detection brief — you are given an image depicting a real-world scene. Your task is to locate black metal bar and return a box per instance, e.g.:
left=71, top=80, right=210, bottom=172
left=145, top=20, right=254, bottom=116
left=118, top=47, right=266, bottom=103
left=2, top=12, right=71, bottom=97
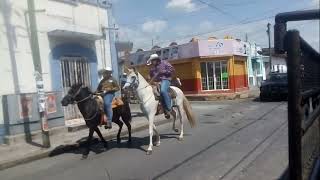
left=310, top=157, right=320, bottom=180
left=285, top=30, right=303, bottom=180
left=303, top=106, right=320, bottom=134
left=275, top=9, right=320, bottom=23
left=300, top=37, right=320, bottom=59
left=274, top=9, right=320, bottom=54
left=274, top=22, right=287, bottom=54
left=301, top=89, right=320, bottom=99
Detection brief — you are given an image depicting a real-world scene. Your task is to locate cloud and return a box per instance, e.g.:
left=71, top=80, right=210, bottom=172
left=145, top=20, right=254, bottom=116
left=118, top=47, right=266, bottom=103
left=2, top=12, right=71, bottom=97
left=199, top=21, right=215, bottom=32
left=166, top=0, right=197, bottom=12
left=312, top=0, right=320, bottom=6
left=117, top=26, right=150, bottom=49
left=142, top=20, right=168, bottom=33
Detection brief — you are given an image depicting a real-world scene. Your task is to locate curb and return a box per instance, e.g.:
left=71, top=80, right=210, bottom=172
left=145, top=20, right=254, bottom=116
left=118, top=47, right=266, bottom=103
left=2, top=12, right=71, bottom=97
left=186, top=91, right=260, bottom=102
left=0, top=118, right=171, bottom=171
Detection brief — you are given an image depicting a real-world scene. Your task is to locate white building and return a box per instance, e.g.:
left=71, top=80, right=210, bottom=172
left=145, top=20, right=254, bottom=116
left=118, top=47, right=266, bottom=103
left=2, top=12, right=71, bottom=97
left=261, top=48, right=287, bottom=75
left=0, top=0, right=115, bottom=143
left=246, top=43, right=266, bottom=88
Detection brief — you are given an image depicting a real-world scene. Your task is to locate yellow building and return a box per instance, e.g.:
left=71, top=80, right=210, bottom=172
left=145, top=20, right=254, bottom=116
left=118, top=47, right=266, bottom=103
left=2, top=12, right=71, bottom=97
left=130, top=39, right=249, bottom=94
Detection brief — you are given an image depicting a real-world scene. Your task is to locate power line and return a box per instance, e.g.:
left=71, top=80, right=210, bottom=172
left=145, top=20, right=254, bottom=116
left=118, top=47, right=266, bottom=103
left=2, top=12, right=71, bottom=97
left=194, top=0, right=238, bottom=20
left=134, top=5, right=316, bottom=49
left=136, top=15, right=318, bottom=50
left=136, top=15, right=274, bottom=49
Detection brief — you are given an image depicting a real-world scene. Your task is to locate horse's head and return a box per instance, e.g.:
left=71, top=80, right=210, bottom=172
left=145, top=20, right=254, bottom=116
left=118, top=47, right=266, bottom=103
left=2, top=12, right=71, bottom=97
left=123, top=68, right=139, bottom=90
left=61, top=83, right=91, bottom=106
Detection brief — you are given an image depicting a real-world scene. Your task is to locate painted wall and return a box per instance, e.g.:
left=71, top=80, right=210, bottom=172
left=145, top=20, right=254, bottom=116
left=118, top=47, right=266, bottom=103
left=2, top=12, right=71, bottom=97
left=0, top=0, right=113, bottom=141
left=136, top=55, right=248, bottom=94
left=0, top=0, right=111, bottom=95
left=262, top=56, right=287, bottom=73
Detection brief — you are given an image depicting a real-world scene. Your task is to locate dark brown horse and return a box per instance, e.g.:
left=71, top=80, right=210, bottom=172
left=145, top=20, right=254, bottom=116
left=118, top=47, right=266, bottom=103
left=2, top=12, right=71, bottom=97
left=61, top=84, right=132, bottom=159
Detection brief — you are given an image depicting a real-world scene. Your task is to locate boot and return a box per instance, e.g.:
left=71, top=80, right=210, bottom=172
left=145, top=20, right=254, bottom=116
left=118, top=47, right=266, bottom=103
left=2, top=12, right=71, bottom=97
left=104, top=121, right=112, bottom=129
left=164, top=110, right=171, bottom=119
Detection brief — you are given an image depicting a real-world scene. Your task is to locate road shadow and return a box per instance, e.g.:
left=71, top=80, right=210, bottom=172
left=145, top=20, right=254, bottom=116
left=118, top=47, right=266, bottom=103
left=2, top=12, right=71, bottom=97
left=48, top=133, right=186, bottom=157
left=253, top=97, right=287, bottom=102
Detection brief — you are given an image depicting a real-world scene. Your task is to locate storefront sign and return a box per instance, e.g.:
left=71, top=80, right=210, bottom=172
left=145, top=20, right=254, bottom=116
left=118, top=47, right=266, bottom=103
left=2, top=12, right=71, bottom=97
left=199, top=40, right=249, bottom=57
left=222, top=72, right=229, bottom=78
left=19, top=95, right=33, bottom=119
left=46, top=93, right=57, bottom=114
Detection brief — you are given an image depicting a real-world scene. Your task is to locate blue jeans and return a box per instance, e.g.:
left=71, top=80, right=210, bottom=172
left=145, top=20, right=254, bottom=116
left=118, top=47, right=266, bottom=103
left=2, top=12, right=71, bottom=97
left=160, top=80, right=172, bottom=111
left=103, top=93, right=115, bottom=123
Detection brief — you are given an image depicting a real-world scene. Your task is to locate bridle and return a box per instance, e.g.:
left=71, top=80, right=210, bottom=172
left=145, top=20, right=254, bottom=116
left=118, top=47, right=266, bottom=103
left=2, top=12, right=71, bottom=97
left=126, top=73, right=150, bottom=92
left=66, top=86, right=92, bottom=104
left=66, top=86, right=97, bottom=121
left=126, top=72, right=153, bottom=104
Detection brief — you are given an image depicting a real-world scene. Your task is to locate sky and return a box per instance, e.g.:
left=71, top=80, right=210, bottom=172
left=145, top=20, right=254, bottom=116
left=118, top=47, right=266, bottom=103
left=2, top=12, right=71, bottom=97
left=111, top=0, right=320, bottom=51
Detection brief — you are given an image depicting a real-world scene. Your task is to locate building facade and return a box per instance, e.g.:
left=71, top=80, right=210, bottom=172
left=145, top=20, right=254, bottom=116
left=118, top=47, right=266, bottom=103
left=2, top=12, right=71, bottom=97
left=261, top=48, right=287, bottom=76
left=129, top=38, right=250, bottom=95
left=246, top=43, right=266, bottom=88
left=0, top=0, right=114, bottom=143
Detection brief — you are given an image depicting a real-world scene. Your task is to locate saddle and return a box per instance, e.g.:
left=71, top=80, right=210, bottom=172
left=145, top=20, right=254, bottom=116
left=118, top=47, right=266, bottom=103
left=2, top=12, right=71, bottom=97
left=94, top=96, right=124, bottom=111
left=94, top=96, right=124, bottom=125
left=152, top=83, right=177, bottom=100
left=152, top=83, right=177, bottom=116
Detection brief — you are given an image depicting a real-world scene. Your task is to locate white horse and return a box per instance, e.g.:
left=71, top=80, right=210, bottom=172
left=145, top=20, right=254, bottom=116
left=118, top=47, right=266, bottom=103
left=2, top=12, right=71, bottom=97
left=123, top=68, right=196, bottom=155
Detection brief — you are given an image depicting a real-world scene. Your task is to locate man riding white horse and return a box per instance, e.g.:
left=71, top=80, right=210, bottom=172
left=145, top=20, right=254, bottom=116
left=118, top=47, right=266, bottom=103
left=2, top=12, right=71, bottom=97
left=146, top=54, right=175, bottom=119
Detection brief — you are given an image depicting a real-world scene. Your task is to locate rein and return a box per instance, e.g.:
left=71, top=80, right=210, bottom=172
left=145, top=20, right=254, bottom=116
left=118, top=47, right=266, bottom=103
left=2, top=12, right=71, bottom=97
left=73, top=94, right=93, bottom=104
left=68, top=87, right=99, bottom=121
left=134, top=74, right=154, bottom=104
left=83, top=110, right=98, bottom=121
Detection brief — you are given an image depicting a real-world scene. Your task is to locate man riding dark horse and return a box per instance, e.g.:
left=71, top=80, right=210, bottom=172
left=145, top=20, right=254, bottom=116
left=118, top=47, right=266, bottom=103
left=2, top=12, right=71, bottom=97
left=97, top=67, right=120, bottom=129
left=146, top=54, right=175, bottom=119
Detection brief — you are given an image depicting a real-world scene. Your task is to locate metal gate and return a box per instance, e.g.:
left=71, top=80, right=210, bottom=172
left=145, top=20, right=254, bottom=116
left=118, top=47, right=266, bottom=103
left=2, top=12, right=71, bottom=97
left=274, top=9, right=320, bottom=180
left=60, top=57, right=91, bottom=126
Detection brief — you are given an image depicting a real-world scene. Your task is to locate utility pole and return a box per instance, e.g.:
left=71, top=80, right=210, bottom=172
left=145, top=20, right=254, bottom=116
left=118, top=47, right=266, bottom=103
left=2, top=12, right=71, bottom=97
left=245, top=33, right=248, bottom=42
left=106, top=2, right=120, bottom=96
left=27, top=0, right=50, bottom=148
left=267, top=23, right=272, bottom=73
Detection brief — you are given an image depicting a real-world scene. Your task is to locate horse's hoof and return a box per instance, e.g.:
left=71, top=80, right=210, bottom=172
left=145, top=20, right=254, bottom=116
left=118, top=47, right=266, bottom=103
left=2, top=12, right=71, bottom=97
left=81, top=155, right=88, bottom=160
left=173, top=128, right=179, bottom=133
left=146, top=150, right=152, bottom=155
left=155, top=142, right=160, bottom=147
left=178, top=137, right=184, bottom=141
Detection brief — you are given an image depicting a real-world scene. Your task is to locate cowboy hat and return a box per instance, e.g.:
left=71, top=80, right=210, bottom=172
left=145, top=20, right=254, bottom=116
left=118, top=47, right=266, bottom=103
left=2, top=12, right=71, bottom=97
left=146, top=54, right=160, bottom=66
left=98, top=66, right=112, bottom=75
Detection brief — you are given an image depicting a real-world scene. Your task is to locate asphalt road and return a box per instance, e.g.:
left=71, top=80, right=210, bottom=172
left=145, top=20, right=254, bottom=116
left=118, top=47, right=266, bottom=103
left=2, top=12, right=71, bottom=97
left=0, top=99, right=288, bottom=180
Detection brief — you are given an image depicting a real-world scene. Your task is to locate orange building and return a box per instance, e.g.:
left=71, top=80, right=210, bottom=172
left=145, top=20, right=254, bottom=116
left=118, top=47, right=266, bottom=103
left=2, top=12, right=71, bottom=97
left=130, top=38, right=249, bottom=95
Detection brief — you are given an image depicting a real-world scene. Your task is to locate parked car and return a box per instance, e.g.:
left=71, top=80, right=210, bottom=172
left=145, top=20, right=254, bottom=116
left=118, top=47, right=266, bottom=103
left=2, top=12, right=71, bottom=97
left=260, top=73, right=288, bottom=101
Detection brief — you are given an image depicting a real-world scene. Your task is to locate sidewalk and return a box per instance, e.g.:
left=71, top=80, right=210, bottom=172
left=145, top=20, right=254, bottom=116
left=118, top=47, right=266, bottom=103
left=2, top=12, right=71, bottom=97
left=0, top=104, right=170, bottom=171
left=186, top=88, right=260, bottom=101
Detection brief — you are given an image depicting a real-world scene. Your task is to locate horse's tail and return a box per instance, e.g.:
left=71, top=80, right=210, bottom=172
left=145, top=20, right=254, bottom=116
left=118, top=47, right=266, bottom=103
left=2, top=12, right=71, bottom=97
left=182, top=95, right=196, bottom=128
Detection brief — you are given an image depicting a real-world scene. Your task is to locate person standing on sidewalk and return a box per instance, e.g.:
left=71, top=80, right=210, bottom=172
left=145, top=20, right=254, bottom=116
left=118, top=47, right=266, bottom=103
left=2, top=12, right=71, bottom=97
left=97, top=67, right=120, bottom=129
